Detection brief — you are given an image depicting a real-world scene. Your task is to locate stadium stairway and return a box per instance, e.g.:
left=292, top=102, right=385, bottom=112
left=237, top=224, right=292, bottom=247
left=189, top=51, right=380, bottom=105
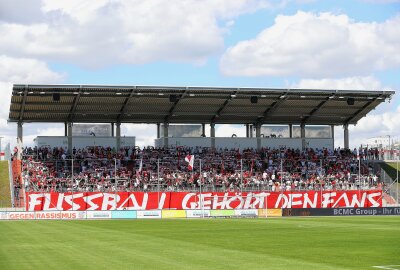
left=11, top=159, right=24, bottom=207
left=0, top=161, right=12, bottom=208
left=383, top=193, right=397, bottom=206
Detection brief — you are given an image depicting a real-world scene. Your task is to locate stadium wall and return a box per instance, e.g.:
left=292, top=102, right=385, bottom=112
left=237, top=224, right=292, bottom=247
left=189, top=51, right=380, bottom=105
left=155, top=137, right=333, bottom=150
left=35, top=136, right=136, bottom=149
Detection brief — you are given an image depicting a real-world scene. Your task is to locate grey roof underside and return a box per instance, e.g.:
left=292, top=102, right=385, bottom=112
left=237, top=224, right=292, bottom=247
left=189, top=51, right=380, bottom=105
left=8, top=84, right=395, bottom=125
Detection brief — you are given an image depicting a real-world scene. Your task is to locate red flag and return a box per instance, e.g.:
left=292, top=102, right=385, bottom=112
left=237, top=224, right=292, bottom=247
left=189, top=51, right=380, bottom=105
left=185, top=155, right=194, bottom=171
left=0, top=152, right=4, bottom=157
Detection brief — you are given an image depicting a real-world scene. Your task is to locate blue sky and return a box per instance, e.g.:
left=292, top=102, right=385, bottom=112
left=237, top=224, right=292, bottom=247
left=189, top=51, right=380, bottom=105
left=0, top=0, right=399, bottom=149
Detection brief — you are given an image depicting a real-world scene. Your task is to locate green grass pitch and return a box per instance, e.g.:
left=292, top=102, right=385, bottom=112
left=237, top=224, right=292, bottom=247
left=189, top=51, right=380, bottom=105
left=0, top=217, right=399, bottom=269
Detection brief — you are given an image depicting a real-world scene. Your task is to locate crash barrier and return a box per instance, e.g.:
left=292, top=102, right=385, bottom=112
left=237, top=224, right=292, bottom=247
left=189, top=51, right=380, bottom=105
left=282, top=207, right=400, bottom=217
left=0, top=209, right=282, bottom=220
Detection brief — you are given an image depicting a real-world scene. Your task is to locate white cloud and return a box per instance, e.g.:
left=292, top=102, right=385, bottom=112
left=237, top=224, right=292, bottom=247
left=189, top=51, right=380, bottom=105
left=292, top=76, right=399, bottom=148
left=220, top=11, right=400, bottom=77
left=0, top=0, right=273, bottom=68
left=216, top=124, right=246, bottom=137
left=0, top=0, right=44, bottom=24
left=0, top=55, right=65, bottom=119
left=0, top=55, right=64, bottom=83
left=294, top=76, right=383, bottom=90
left=0, top=55, right=64, bottom=149
left=122, top=124, right=157, bottom=148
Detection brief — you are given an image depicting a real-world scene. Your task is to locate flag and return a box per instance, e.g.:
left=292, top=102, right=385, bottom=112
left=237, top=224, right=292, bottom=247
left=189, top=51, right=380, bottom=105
left=138, top=158, right=143, bottom=172
left=185, top=155, right=194, bottom=171
left=0, top=152, right=4, bottom=157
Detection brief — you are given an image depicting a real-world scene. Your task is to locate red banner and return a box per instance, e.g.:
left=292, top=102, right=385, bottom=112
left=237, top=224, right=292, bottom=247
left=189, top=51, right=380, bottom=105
left=25, top=190, right=382, bottom=211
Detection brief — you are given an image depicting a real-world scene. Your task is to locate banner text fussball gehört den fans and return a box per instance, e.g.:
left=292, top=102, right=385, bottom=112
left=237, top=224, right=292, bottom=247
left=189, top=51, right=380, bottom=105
left=26, top=190, right=382, bottom=211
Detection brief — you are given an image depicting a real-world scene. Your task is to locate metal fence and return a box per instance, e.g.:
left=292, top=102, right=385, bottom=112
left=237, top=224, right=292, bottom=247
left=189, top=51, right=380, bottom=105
left=4, top=152, right=399, bottom=209
left=19, top=156, right=382, bottom=192
left=380, top=160, right=399, bottom=206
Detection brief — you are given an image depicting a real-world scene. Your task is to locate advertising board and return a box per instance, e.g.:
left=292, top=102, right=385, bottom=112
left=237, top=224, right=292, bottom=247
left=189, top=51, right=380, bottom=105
left=282, top=207, right=400, bottom=217
left=111, top=211, right=137, bottom=219
left=137, top=210, right=162, bottom=219
left=258, top=209, right=283, bottom=217
left=162, top=210, right=186, bottom=219
left=86, top=211, right=112, bottom=219
left=210, top=210, right=235, bottom=217
left=234, top=209, right=258, bottom=217
left=186, top=210, right=211, bottom=218
left=6, top=211, right=84, bottom=220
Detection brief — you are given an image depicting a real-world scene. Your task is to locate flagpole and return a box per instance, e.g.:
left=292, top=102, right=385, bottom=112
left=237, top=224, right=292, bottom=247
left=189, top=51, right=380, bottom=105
left=397, top=153, right=399, bottom=205
left=192, top=160, right=195, bottom=208
left=71, top=156, right=74, bottom=211
left=358, top=148, right=361, bottom=205
left=115, top=157, right=117, bottom=210
left=320, top=159, right=322, bottom=208
left=361, top=155, right=364, bottom=188
left=157, top=158, right=160, bottom=210
left=240, top=159, right=243, bottom=193
left=200, top=159, right=203, bottom=218
left=280, top=158, right=283, bottom=210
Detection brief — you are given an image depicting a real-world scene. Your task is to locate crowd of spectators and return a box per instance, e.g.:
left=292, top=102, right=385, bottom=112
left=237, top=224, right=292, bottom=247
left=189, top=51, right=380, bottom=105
left=18, top=145, right=384, bottom=193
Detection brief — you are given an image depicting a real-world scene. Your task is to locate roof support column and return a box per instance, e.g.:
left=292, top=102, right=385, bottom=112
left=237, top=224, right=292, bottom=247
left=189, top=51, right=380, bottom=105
left=163, top=123, right=169, bottom=148
left=249, top=124, right=253, bottom=138
left=210, top=123, right=215, bottom=149
left=289, top=124, right=293, bottom=138
left=246, top=124, right=250, bottom=138
left=157, top=123, right=161, bottom=139
left=344, top=124, right=349, bottom=150
left=202, top=123, right=206, bottom=137
left=116, top=122, right=121, bottom=151
left=111, top=123, right=114, bottom=137
left=67, top=122, right=72, bottom=157
left=256, top=123, right=261, bottom=150
left=331, top=125, right=335, bottom=148
left=301, top=123, right=306, bottom=150
left=17, top=122, right=23, bottom=160
left=64, top=122, right=68, bottom=136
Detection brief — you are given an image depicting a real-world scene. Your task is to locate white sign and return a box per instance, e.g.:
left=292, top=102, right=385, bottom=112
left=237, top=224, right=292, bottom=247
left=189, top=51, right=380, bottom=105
left=73, top=124, right=111, bottom=136
left=136, top=210, right=162, bottom=219
left=186, top=210, right=211, bottom=218
left=86, top=211, right=112, bottom=219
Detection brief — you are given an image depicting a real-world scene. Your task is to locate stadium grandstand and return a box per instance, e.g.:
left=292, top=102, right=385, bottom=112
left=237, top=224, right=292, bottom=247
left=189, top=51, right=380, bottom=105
left=5, top=84, right=398, bottom=210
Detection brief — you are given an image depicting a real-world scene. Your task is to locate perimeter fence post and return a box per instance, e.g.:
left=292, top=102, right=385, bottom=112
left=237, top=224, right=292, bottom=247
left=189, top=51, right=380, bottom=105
left=200, top=159, right=203, bottom=218
left=114, top=158, right=117, bottom=210
left=397, top=158, right=399, bottom=205
left=280, top=158, right=283, bottom=210
left=71, top=157, right=74, bottom=211
left=240, top=159, right=243, bottom=193
left=157, top=158, right=160, bottom=210
left=320, top=158, right=323, bottom=208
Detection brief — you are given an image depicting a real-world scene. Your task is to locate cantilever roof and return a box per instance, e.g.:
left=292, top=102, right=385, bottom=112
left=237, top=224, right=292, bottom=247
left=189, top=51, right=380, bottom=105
left=8, top=84, right=395, bottom=125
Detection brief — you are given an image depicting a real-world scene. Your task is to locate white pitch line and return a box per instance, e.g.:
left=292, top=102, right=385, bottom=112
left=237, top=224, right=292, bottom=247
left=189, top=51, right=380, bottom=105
left=372, top=265, right=400, bottom=270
